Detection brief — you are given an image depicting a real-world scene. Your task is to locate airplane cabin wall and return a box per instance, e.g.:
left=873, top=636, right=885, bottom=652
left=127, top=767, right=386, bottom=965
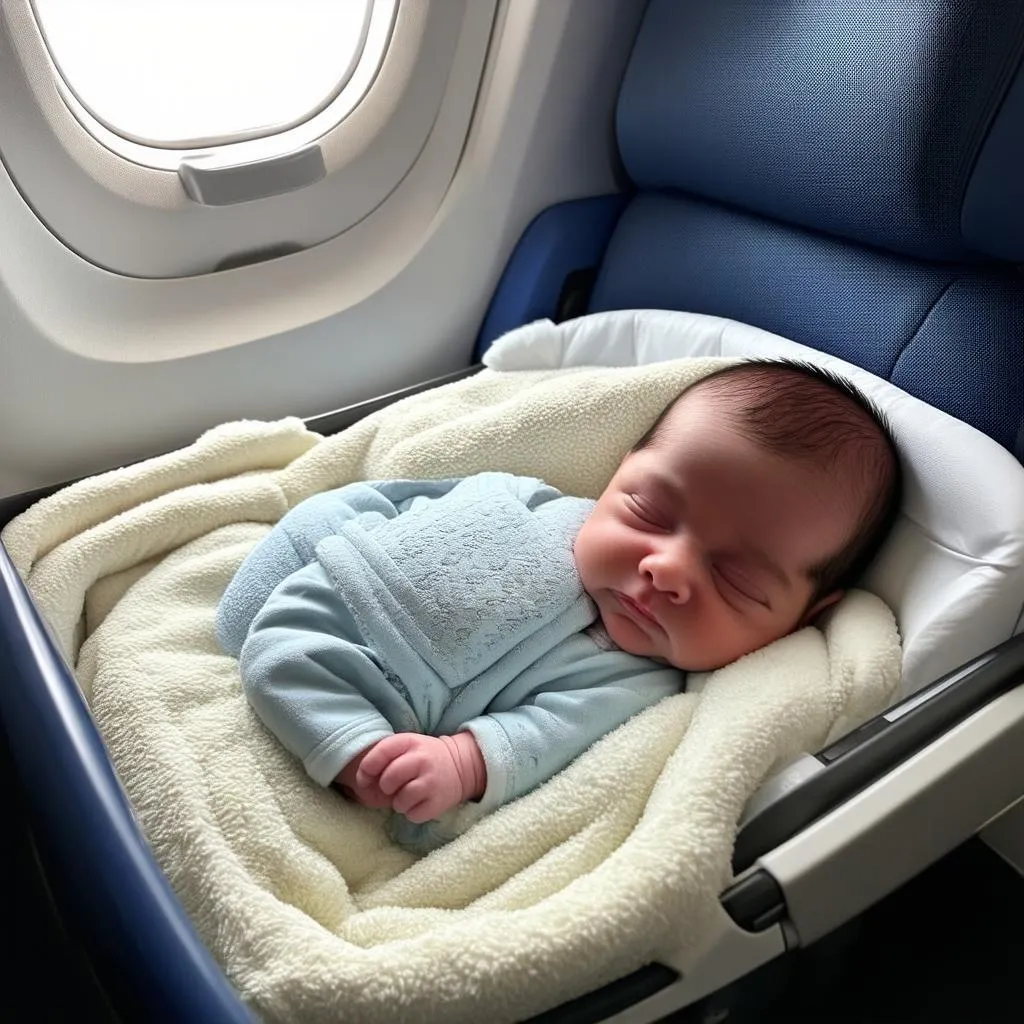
left=0, top=0, right=649, bottom=496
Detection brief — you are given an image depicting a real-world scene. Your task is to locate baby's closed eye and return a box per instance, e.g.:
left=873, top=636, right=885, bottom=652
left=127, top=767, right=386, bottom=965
left=625, top=493, right=671, bottom=530
left=712, top=562, right=770, bottom=608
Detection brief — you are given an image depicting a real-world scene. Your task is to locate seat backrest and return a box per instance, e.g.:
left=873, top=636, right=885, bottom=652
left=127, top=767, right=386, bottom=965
left=589, top=0, right=1024, bottom=462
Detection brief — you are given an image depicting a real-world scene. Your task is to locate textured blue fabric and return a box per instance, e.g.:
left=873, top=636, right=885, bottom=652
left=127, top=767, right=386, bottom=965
left=589, top=193, right=1024, bottom=457
left=891, top=279, right=1024, bottom=455
left=217, top=479, right=444, bottom=658
left=484, top=0, right=1024, bottom=458
left=962, top=57, right=1024, bottom=262
left=475, top=194, right=628, bottom=359
left=617, top=0, right=1024, bottom=261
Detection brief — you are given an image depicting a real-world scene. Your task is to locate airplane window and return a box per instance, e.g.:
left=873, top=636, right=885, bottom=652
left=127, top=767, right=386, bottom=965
left=30, top=0, right=396, bottom=170
left=0, top=0, right=495, bottom=276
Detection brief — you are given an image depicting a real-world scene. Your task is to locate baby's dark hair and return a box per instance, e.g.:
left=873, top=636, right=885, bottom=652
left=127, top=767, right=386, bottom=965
left=634, top=359, right=903, bottom=604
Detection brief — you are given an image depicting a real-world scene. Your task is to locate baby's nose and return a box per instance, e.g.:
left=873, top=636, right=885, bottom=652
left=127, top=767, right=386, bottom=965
left=642, top=550, right=694, bottom=603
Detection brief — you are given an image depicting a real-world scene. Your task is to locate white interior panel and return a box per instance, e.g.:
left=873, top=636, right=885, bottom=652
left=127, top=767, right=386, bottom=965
left=0, top=0, right=649, bottom=496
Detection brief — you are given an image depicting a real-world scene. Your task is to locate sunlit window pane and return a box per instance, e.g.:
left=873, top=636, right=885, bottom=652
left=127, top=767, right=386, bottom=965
left=32, top=0, right=375, bottom=148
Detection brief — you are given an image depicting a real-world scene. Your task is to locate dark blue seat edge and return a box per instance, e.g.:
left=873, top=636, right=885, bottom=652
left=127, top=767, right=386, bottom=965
left=474, top=193, right=629, bottom=360
left=0, top=548, right=255, bottom=1024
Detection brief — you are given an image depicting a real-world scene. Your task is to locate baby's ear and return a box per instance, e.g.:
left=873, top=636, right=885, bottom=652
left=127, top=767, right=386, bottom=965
left=800, top=589, right=844, bottom=627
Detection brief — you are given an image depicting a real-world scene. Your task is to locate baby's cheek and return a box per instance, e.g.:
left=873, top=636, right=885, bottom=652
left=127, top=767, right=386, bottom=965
left=572, top=522, right=599, bottom=585
left=709, top=621, right=787, bottom=668
left=664, top=618, right=746, bottom=672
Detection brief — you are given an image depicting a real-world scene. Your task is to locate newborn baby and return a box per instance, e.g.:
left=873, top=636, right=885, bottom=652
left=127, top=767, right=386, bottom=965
left=216, top=359, right=901, bottom=848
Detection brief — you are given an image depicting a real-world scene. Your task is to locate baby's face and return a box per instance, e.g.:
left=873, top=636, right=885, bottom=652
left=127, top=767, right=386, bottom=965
left=574, top=392, right=856, bottom=671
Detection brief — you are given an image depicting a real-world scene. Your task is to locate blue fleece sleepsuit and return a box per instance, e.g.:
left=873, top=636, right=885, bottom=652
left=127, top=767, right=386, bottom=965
left=216, top=472, right=681, bottom=848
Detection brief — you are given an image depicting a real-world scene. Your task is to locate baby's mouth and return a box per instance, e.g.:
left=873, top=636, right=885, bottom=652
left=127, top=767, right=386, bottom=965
left=615, top=591, right=660, bottom=628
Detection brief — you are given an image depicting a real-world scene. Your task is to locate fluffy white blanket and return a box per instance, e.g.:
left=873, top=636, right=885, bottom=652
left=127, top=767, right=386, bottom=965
left=2, top=354, right=900, bottom=1023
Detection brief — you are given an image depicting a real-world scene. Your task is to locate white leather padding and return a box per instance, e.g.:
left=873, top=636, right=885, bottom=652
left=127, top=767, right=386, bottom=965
left=484, top=309, right=1024, bottom=699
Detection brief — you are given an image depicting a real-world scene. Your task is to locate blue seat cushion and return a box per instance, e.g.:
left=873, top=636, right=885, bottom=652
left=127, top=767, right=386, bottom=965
left=589, top=193, right=1024, bottom=459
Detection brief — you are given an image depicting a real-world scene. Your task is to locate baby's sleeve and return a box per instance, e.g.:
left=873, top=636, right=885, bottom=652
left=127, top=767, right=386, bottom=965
left=239, top=560, right=423, bottom=786
left=461, top=644, right=682, bottom=813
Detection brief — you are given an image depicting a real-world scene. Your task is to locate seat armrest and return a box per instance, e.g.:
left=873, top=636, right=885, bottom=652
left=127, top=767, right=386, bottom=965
left=0, top=547, right=255, bottom=1021
left=731, top=633, right=1024, bottom=876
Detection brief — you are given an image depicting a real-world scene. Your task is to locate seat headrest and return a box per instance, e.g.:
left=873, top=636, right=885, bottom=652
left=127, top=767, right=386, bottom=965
left=617, top=0, right=1024, bottom=262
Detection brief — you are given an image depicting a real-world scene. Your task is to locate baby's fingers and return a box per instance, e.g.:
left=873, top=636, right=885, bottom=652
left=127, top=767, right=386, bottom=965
left=377, top=752, right=426, bottom=797
left=401, top=800, right=438, bottom=825
left=391, top=780, right=433, bottom=819
left=350, top=778, right=392, bottom=810
left=356, top=733, right=419, bottom=783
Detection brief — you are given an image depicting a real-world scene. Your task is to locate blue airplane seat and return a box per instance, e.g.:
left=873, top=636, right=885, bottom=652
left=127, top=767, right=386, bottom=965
left=481, top=0, right=1024, bottom=464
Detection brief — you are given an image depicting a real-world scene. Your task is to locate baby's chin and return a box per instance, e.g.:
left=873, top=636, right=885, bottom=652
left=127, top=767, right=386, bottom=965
left=599, top=612, right=685, bottom=669
left=595, top=602, right=760, bottom=672
left=602, top=614, right=738, bottom=673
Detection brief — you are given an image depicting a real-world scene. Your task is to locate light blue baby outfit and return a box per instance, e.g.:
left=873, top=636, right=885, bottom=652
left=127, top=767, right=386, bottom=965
left=217, top=472, right=681, bottom=849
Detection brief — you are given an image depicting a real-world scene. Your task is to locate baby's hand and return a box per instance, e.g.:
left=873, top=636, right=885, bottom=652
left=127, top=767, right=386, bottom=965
left=335, top=748, right=393, bottom=810
left=355, top=733, right=486, bottom=824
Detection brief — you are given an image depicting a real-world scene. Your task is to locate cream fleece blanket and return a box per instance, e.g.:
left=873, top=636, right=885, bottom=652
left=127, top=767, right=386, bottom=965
left=2, top=357, right=901, bottom=1023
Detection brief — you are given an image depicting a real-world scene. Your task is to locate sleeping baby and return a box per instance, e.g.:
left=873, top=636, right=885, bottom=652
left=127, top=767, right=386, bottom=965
left=216, top=359, right=901, bottom=849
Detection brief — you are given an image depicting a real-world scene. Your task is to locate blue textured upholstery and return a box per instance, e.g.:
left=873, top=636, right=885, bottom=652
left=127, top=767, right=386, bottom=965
left=589, top=0, right=1024, bottom=461
left=475, top=195, right=628, bottom=360
left=962, top=60, right=1024, bottom=262
left=589, top=194, right=1024, bottom=455
left=616, top=0, right=1024, bottom=262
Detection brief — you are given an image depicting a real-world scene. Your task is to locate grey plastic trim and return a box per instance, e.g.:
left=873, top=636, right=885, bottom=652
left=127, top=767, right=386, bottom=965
left=730, top=636, right=1024, bottom=874
left=981, top=797, right=1024, bottom=878
left=759, top=683, right=1024, bottom=946
left=179, top=145, right=327, bottom=206
left=598, top=913, right=788, bottom=1023
left=882, top=659, right=977, bottom=721
left=738, top=755, right=825, bottom=827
